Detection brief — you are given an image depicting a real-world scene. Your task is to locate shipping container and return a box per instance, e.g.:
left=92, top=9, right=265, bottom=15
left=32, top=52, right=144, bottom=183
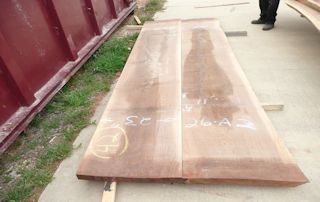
left=0, top=0, right=136, bottom=153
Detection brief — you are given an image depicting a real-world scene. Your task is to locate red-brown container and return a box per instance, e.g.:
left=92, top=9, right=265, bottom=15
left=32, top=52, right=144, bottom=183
left=0, top=0, right=136, bottom=153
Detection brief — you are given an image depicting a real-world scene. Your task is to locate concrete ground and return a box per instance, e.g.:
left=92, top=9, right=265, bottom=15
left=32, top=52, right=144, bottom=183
left=39, top=0, right=320, bottom=201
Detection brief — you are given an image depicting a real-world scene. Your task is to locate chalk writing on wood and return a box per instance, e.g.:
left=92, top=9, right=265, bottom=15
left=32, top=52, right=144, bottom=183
left=184, top=117, right=256, bottom=130
left=101, top=116, right=256, bottom=130
left=89, top=127, right=128, bottom=159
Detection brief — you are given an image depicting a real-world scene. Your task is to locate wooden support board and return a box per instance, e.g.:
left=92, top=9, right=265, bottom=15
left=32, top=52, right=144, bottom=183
left=286, top=0, right=320, bottom=31
left=134, top=15, right=142, bottom=25
left=261, top=103, right=284, bottom=111
left=102, top=182, right=116, bottom=202
left=77, top=19, right=308, bottom=186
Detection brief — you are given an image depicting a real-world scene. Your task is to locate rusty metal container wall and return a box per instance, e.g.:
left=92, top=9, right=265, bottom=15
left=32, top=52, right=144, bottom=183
left=0, top=0, right=136, bottom=153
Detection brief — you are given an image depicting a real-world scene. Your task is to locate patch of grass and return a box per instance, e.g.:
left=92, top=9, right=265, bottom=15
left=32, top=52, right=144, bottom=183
left=62, top=128, right=76, bottom=141
left=44, top=118, right=60, bottom=132
left=19, top=169, right=52, bottom=187
left=139, top=15, right=153, bottom=24
left=3, top=175, right=12, bottom=183
left=5, top=168, right=52, bottom=201
left=37, top=140, right=73, bottom=168
left=144, top=0, right=165, bottom=13
left=29, top=115, right=42, bottom=127
left=92, top=37, right=135, bottom=73
left=5, top=181, right=33, bottom=202
left=28, top=139, right=39, bottom=150
left=63, top=89, right=91, bottom=108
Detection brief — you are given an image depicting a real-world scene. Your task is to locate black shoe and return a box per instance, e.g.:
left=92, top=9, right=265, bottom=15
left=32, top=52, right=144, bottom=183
left=262, top=23, right=274, bottom=31
left=251, top=18, right=266, bottom=24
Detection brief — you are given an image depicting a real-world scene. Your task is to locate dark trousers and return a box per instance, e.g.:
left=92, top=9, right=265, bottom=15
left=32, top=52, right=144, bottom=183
left=259, top=0, right=280, bottom=23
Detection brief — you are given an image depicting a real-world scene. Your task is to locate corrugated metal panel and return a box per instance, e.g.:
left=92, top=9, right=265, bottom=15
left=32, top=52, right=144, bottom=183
left=0, top=0, right=136, bottom=153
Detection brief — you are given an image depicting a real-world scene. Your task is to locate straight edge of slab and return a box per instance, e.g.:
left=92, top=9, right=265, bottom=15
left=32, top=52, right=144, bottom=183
left=185, top=177, right=307, bottom=187
left=76, top=174, right=186, bottom=183
left=76, top=175, right=306, bottom=187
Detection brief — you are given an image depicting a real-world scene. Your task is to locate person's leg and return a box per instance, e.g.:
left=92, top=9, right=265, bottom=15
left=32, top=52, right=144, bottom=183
left=259, top=0, right=269, bottom=20
left=262, top=0, right=280, bottom=30
left=252, top=0, right=269, bottom=24
left=265, top=0, right=280, bottom=24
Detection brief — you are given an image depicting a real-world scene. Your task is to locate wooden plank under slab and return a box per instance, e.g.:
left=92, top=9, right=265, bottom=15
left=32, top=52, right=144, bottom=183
left=181, top=19, right=307, bottom=186
left=77, top=20, right=183, bottom=181
left=77, top=19, right=308, bottom=186
left=102, top=182, right=116, bottom=202
left=261, top=103, right=284, bottom=111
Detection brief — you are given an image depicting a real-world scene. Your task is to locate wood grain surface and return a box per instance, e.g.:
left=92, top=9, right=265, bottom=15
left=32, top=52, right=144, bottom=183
left=287, top=0, right=320, bottom=32
left=299, top=0, right=320, bottom=12
left=77, top=20, right=183, bottom=181
left=77, top=19, right=308, bottom=186
left=308, top=0, right=320, bottom=12
left=181, top=19, right=307, bottom=186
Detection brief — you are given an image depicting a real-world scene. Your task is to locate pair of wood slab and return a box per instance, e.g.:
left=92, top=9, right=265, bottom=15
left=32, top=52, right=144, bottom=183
left=77, top=19, right=308, bottom=186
